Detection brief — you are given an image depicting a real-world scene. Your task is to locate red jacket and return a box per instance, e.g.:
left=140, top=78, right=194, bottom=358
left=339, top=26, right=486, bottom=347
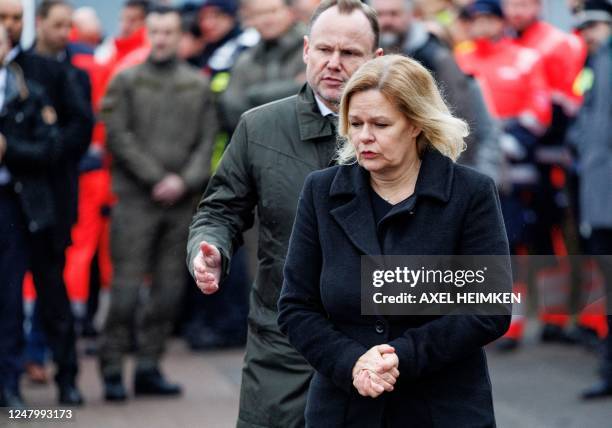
left=512, top=21, right=587, bottom=116
left=456, top=37, right=552, bottom=135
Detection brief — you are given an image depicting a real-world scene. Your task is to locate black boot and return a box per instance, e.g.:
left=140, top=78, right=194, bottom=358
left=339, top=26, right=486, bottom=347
left=103, top=374, right=127, bottom=402
left=495, top=337, right=520, bottom=352
left=134, top=367, right=182, bottom=396
left=582, top=380, right=612, bottom=400
left=58, top=383, right=84, bottom=406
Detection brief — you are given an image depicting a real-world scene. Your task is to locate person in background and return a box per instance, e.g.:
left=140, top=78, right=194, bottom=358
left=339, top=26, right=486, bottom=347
left=178, top=3, right=205, bottom=66
left=292, top=0, right=321, bottom=23
left=566, top=0, right=612, bottom=400
left=0, top=23, right=61, bottom=408
left=71, top=6, right=102, bottom=46
left=0, top=0, right=94, bottom=406
left=66, top=6, right=115, bottom=347
left=372, top=0, right=503, bottom=184
left=98, top=6, right=217, bottom=402
left=188, top=2, right=383, bottom=425
left=501, top=0, right=588, bottom=346
left=180, top=0, right=257, bottom=352
left=220, top=0, right=306, bottom=131
left=456, top=0, right=555, bottom=351
left=96, top=0, right=151, bottom=89
left=22, top=0, right=95, bottom=388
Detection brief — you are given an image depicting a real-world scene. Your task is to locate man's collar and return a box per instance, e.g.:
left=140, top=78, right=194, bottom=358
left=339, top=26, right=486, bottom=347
left=314, top=93, right=337, bottom=117
left=296, top=84, right=336, bottom=141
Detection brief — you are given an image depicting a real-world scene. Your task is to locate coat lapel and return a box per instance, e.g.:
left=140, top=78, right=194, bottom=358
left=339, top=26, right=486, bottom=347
left=329, top=147, right=455, bottom=254
left=330, top=164, right=382, bottom=255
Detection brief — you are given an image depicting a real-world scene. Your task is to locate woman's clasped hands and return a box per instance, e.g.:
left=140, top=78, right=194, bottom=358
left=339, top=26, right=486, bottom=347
left=351, top=344, right=400, bottom=398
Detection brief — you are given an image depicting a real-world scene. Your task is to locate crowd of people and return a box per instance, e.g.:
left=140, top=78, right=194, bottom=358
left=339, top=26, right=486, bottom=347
left=0, top=0, right=610, bottom=425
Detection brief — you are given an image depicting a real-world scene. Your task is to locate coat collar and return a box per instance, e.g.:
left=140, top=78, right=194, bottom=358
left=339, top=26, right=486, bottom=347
left=296, top=84, right=336, bottom=142
left=329, top=146, right=455, bottom=255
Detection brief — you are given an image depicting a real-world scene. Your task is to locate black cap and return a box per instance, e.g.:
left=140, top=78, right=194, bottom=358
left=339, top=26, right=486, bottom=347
left=575, top=0, right=612, bottom=29
left=468, top=0, right=504, bottom=18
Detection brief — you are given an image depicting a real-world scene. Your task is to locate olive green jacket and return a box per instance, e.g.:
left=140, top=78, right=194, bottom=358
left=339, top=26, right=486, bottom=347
left=102, top=58, right=217, bottom=198
left=219, top=23, right=306, bottom=131
left=187, top=84, right=337, bottom=310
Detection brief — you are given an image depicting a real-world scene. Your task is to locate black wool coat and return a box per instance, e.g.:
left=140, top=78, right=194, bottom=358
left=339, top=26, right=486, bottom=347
left=278, top=147, right=512, bottom=428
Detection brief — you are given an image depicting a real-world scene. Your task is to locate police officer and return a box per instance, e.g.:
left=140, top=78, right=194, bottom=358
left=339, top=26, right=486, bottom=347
left=0, top=23, right=60, bottom=408
left=0, top=0, right=94, bottom=405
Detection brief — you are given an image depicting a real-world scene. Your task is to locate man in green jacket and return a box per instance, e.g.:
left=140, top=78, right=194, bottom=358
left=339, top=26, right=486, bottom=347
left=99, top=6, right=217, bottom=401
left=220, top=0, right=307, bottom=131
left=187, top=1, right=383, bottom=426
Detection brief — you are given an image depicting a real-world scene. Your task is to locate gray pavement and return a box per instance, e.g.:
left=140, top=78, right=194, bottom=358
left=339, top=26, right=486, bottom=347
left=2, top=332, right=612, bottom=428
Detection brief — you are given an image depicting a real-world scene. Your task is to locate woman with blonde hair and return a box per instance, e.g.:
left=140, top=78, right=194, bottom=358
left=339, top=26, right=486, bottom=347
left=278, top=55, right=511, bottom=427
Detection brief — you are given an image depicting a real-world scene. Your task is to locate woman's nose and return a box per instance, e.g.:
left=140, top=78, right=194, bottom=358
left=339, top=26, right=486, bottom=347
left=359, top=124, right=374, bottom=143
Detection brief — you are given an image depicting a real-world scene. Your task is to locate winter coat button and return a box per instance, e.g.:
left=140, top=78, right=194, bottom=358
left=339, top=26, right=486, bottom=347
left=375, top=320, right=385, bottom=334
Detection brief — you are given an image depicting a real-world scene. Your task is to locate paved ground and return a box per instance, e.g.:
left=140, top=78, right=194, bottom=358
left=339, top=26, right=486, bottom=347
left=2, top=328, right=612, bottom=428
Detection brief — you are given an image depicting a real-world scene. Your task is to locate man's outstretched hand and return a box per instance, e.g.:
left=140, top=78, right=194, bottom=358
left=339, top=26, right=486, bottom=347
left=193, top=241, right=222, bottom=294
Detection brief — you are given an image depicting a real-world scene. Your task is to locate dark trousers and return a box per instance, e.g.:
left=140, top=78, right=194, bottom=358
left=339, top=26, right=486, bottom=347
left=29, top=230, right=79, bottom=386
left=588, top=228, right=612, bottom=381
left=0, top=187, right=78, bottom=390
left=0, top=189, right=28, bottom=391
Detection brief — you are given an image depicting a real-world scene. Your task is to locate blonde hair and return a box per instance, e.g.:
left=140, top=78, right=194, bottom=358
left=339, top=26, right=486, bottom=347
left=336, top=54, right=468, bottom=164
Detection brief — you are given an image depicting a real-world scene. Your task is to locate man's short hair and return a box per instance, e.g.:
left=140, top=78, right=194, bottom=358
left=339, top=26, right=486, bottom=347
left=124, top=0, right=151, bottom=14
left=36, top=0, right=72, bottom=19
left=309, top=0, right=379, bottom=50
left=146, top=5, right=181, bottom=27
left=148, top=5, right=180, bottom=17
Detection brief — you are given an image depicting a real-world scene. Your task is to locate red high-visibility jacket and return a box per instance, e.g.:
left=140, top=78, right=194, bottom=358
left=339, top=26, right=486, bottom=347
left=456, top=37, right=552, bottom=134
left=511, top=21, right=587, bottom=116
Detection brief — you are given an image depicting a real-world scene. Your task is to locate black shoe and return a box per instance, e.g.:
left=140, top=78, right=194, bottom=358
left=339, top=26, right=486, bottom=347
left=134, top=368, right=182, bottom=396
left=58, top=384, right=84, bottom=406
left=540, top=324, right=577, bottom=344
left=103, top=374, right=127, bottom=402
left=495, top=338, right=520, bottom=352
left=581, top=381, right=612, bottom=400
left=0, top=387, right=26, bottom=408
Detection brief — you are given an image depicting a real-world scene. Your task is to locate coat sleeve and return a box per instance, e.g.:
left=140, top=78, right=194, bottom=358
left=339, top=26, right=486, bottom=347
left=186, top=117, right=257, bottom=280
left=388, top=177, right=511, bottom=379
left=101, top=72, right=167, bottom=188
left=57, top=65, right=94, bottom=163
left=278, top=173, right=368, bottom=394
left=179, top=83, right=218, bottom=192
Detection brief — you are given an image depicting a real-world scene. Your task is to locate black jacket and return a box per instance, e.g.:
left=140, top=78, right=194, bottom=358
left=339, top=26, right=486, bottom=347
left=1, top=64, right=60, bottom=232
left=278, top=147, right=511, bottom=427
left=13, top=48, right=94, bottom=247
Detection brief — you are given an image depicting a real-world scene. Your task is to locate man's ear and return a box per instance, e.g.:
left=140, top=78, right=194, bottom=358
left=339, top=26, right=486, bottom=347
left=303, top=35, right=309, bottom=65
left=374, top=47, right=384, bottom=57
